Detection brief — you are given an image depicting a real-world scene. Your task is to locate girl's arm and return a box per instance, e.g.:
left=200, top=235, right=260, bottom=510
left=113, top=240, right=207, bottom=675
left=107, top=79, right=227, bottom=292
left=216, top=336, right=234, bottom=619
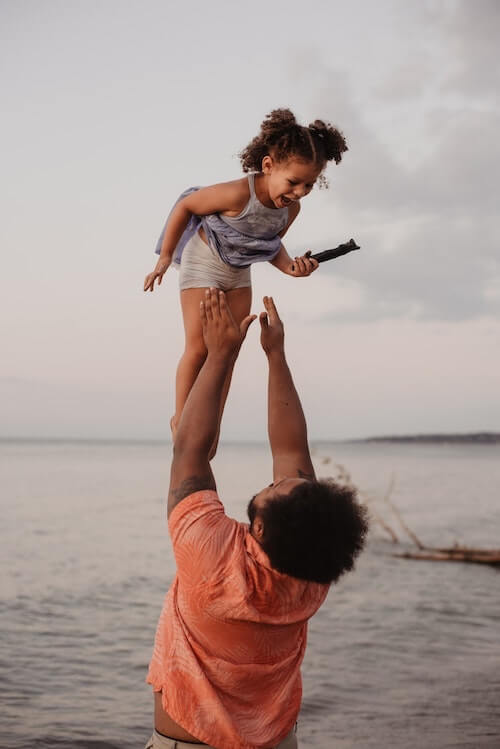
left=270, top=203, right=318, bottom=277
left=144, top=180, right=249, bottom=292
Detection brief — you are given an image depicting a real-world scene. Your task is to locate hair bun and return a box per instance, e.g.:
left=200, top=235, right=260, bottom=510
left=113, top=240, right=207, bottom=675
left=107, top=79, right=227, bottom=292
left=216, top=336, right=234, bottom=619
left=261, top=108, right=297, bottom=137
left=308, top=118, right=348, bottom=165
left=308, top=119, right=327, bottom=137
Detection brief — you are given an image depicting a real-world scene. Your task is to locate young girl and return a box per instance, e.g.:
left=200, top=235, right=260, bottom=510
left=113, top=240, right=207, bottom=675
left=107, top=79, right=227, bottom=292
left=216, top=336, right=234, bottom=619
left=144, top=108, right=348, bottom=444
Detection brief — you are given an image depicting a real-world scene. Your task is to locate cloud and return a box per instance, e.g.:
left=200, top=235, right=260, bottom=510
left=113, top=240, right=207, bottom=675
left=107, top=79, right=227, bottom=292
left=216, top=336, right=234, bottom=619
left=435, top=0, right=500, bottom=97
left=292, top=18, right=500, bottom=323
left=374, top=1, right=500, bottom=103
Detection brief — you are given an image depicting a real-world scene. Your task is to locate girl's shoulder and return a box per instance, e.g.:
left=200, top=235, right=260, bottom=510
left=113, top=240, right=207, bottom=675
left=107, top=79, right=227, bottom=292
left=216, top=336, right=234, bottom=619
left=215, top=176, right=250, bottom=202
left=182, top=176, right=250, bottom=216
left=205, top=176, right=251, bottom=216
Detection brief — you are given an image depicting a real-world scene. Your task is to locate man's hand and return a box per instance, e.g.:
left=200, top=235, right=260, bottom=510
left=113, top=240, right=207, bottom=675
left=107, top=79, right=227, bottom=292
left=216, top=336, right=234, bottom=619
left=144, top=257, right=171, bottom=292
left=201, top=288, right=256, bottom=358
left=259, top=296, right=285, bottom=357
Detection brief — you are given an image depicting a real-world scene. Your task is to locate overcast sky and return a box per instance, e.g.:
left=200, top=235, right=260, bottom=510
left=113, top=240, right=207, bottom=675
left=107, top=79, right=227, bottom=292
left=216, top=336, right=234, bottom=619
left=1, top=0, right=499, bottom=440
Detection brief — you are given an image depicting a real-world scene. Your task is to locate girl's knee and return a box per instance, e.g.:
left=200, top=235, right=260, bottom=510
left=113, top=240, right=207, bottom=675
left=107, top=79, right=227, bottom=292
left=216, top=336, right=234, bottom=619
left=184, top=342, right=207, bottom=365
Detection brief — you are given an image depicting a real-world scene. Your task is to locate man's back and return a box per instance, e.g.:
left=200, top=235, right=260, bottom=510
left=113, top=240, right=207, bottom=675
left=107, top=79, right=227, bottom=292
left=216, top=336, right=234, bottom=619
left=148, top=490, right=329, bottom=749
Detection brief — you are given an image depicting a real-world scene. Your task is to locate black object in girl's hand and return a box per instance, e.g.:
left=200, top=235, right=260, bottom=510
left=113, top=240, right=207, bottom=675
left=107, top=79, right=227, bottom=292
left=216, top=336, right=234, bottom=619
left=292, top=239, right=360, bottom=272
left=309, top=238, right=360, bottom=263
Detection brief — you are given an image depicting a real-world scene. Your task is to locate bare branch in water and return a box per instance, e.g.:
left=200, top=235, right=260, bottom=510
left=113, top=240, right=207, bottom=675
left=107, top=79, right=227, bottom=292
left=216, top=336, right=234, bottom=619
left=382, top=477, right=425, bottom=550
left=366, top=500, right=399, bottom=543
left=313, top=451, right=500, bottom=566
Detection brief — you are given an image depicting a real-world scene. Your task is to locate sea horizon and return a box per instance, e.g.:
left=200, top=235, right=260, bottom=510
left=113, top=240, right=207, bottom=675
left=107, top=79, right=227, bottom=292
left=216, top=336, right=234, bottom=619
left=2, top=430, right=499, bottom=445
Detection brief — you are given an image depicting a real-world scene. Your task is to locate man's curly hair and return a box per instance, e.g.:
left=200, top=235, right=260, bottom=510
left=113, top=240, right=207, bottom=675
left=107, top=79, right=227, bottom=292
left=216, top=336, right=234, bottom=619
left=239, top=108, right=348, bottom=188
left=249, top=479, right=368, bottom=584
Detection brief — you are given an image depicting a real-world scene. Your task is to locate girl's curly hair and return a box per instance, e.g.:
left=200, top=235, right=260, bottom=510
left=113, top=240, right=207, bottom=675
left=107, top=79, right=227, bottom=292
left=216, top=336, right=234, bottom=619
left=239, top=108, right=348, bottom=187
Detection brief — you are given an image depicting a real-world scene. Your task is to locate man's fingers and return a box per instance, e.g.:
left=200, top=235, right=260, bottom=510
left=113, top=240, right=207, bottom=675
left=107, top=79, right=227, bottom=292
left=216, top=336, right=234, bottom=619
left=259, top=310, right=269, bottom=330
left=199, top=300, right=207, bottom=328
left=263, top=295, right=280, bottom=322
left=204, top=289, right=214, bottom=321
left=209, top=287, right=220, bottom=317
left=240, top=314, right=257, bottom=337
left=219, top=291, right=240, bottom=328
left=218, top=290, right=230, bottom=320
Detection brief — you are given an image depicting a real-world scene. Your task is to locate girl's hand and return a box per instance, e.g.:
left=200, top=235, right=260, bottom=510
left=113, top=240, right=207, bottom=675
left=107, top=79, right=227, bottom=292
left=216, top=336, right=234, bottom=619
left=289, top=252, right=319, bottom=277
left=144, top=257, right=171, bottom=292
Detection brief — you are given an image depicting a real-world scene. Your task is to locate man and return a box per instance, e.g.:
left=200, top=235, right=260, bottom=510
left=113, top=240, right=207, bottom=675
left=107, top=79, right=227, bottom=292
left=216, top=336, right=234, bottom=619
left=146, top=290, right=368, bottom=749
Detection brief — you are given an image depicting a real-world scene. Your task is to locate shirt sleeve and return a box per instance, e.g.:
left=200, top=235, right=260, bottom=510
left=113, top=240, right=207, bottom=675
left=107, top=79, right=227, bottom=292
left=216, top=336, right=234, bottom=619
left=168, top=490, right=242, bottom=588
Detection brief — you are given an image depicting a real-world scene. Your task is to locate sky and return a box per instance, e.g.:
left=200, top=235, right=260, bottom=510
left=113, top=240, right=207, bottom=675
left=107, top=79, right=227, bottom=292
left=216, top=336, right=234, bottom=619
left=1, top=0, right=499, bottom=441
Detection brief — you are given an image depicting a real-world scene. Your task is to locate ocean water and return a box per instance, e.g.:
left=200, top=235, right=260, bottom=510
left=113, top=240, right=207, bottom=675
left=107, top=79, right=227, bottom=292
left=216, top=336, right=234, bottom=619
left=1, top=439, right=499, bottom=749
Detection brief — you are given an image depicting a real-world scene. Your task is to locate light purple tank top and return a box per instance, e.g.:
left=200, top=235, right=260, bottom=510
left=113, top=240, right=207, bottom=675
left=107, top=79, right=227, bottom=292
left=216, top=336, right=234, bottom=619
left=155, top=173, right=289, bottom=268
left=218, top=173, right=289, bottom=239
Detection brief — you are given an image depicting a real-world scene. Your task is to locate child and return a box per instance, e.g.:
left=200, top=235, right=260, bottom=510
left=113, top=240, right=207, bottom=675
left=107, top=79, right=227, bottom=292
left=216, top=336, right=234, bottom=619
left=144, top=108, right=348, bottom=444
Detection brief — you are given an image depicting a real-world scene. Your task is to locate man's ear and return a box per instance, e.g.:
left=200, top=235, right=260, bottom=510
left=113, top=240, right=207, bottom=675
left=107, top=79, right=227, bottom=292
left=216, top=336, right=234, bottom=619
left=253, top=514, right=265, bottom=541
left=261, top=155, right=273, bottom=174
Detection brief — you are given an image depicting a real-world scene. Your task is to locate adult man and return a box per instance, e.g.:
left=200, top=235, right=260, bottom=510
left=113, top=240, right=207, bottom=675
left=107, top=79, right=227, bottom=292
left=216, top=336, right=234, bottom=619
left=146, top=290, right=368, bottom=749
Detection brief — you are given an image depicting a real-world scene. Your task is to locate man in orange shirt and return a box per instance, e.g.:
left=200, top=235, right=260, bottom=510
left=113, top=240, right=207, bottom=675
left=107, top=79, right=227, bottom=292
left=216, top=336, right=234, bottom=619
left=146, top=290, right=368, bottom=749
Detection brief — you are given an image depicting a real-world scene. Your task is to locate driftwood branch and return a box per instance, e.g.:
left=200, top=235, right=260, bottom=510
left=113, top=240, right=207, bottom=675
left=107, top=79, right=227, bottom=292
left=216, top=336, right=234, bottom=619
left=393, top=549, right=500, bottom=566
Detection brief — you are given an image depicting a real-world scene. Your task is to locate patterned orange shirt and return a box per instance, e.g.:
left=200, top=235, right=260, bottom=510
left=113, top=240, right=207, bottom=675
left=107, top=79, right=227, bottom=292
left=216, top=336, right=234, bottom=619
left=147, top=490, right=329, bottom=749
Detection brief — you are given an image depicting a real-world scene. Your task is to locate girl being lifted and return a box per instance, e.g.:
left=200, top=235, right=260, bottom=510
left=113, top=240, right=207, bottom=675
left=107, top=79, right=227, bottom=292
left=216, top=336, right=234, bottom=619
left=144, top=108, right=348, bottom=446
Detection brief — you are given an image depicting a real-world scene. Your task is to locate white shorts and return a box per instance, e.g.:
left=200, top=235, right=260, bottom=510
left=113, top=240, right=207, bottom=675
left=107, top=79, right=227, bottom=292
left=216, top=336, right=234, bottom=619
left=178, top=230, right=252, bottom=292
left=144, top=725, right=298, bottom=748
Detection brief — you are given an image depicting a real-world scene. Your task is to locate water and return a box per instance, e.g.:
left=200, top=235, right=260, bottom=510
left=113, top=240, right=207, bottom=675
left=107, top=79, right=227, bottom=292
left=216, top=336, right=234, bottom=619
left=1, top=440, right=499, bottom=748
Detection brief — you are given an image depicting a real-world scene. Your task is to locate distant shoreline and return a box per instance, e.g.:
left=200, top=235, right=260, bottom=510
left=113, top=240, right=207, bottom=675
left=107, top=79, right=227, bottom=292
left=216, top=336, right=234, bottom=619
left=354, top=432, right=500, bottom=445
left=1, top=432, right=500, bottom=445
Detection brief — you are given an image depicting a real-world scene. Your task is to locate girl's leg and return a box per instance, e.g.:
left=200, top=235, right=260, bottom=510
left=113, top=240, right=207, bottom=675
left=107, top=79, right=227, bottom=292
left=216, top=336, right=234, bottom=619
left=172, top=285, right=252, bottom=453
left=172, top=288, right=210, bottom=439
left=210, top=285, right=252, bottom=458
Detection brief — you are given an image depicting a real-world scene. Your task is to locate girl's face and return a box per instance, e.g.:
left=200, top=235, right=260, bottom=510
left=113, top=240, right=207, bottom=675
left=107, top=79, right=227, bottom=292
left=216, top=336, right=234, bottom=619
left=262, top=155, right=324, bottom=209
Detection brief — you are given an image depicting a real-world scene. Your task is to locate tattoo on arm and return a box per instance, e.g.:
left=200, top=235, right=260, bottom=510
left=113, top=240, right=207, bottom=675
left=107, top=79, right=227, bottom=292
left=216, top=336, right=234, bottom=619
left=298, top=468, right=315, bottom=481
left=169, top=473, right=216, bottom=507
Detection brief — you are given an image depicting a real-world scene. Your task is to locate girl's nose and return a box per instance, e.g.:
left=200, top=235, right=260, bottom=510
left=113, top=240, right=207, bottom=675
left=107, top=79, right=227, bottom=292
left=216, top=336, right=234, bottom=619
left=294, top=185, right=308, bottom=199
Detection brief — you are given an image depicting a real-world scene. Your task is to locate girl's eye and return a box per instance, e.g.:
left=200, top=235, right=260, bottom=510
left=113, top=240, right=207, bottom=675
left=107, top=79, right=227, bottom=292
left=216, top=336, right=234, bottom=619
left=288, top=180, right=298, bottom=185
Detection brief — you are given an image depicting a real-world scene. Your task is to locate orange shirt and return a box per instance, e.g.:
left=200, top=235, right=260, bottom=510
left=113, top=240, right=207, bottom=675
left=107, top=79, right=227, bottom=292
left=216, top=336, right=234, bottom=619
left=147, top=490, right=329, bottom=749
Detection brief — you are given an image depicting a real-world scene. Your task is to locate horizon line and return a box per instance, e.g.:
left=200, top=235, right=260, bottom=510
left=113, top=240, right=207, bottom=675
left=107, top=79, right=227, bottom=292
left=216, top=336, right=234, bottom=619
left=1, top=431, right=499, bottom=446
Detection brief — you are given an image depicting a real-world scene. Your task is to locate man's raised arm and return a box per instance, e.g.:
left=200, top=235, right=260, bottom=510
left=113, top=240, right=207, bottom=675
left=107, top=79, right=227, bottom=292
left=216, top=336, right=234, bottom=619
left=168, top=289, right=256, bottom=517
left=259, top=296, right=316, bottom=483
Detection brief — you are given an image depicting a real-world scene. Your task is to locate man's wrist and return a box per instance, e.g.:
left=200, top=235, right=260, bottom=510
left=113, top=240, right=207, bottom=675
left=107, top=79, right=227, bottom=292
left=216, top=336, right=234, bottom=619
left=206, top=349, right=237, bottom=367
left=266, top=348, right=286, bottom=364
